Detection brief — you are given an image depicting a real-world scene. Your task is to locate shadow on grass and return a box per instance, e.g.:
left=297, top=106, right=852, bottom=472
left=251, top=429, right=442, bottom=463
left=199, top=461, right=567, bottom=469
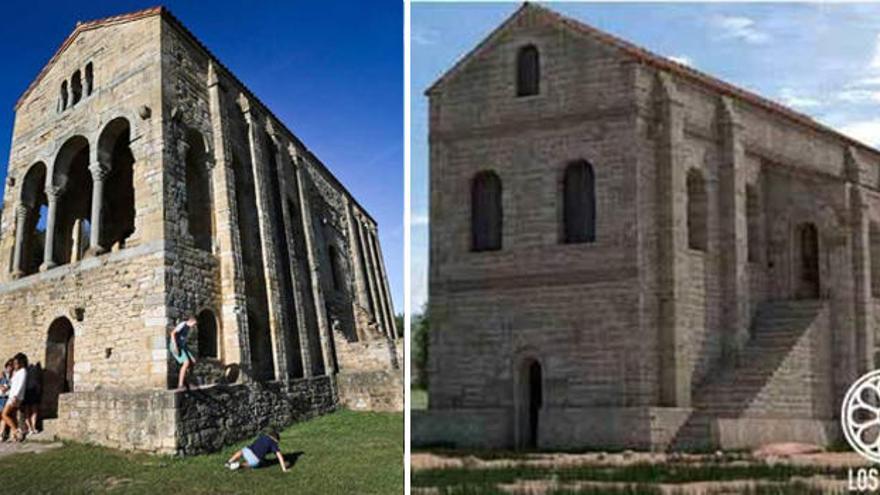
left=260, top=451, right=305, bottom=469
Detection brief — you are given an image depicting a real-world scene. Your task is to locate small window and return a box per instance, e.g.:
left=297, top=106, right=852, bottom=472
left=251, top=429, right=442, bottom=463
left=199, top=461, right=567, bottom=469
left=196, top=309, right=218, bottom=358
left=562, top=160, right=596, bottom=244
left=85, top=63, right=93, bottom=96
left=60, top=81, right=69, bottom=111
left=71, top=70, right=82, bottom=106
left=517, top=45, right=540, bottom=97
left=686, top=169, right=707, bottom=251
left=328, top=245, right=343, bottom=291
left=471, top=171, right=502, bottom=251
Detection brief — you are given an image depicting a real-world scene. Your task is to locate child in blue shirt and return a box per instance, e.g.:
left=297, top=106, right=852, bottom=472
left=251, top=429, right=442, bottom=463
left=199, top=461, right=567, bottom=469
left=169, top=316, right=197, bottom=390
left=225, top=427, right=289, bottom=472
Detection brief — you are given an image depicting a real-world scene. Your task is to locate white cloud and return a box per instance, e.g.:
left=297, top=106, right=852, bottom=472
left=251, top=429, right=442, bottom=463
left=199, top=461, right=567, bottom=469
left=778, top=88, right=821, bottom=109
left=840, top=119, right=880, bottom=147
left=837, top=89, right=880, bottom=104
left=412, top=25, right=439, bottom=46
left=668, top=55, right=693, bottom=67
left=712, top=15, right=770, bottom=45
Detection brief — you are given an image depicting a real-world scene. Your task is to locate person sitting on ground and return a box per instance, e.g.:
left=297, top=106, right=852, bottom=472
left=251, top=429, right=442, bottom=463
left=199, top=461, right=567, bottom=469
left=22, top=363, right=42, bottom=435
left=224, top=427, right=289, bottom=472
left=1, top=353, right=28, bottom=442
left=169, top=316, right=197, bottom=390
left=0, top=359, right=12, bottom=441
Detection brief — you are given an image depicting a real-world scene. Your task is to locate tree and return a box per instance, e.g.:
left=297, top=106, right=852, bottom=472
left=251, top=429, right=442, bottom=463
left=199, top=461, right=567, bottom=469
left=412, top=304, right=429, bottom=389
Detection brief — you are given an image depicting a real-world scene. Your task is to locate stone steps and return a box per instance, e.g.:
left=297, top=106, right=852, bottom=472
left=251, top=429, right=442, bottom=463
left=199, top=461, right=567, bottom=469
left=670, top=300, right=826, bottom=450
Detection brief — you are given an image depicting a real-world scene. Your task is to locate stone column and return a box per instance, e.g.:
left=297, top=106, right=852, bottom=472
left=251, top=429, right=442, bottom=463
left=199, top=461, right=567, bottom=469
left=239, top=94, right=288, bottom=381
left=11, top=205, right=28, bottom=278
left=358, top=218, right=382, bottom=336
left=88, top=163, right=110, bottom=255
left=206, top=61, right=247, bottom=371
left=71, top=218, right=82, bottom=262
left=847, top=147, right=875, bottom=376
left=292, top=153, right=333, bottom=375
left=717, top=96, right=749, bottom=363
left=365, top=225, right=391, bottom=338
left=343, top=200, right=371, bottom=318
left=372, top=228, right=398, bottom=339
left=40, top=186, right=61, bottom=272
left=654, top=72, right=690, bottom=407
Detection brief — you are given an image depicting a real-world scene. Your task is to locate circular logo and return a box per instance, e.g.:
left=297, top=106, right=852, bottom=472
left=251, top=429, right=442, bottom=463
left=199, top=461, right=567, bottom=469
left=842, top=369, right=880, bottom=463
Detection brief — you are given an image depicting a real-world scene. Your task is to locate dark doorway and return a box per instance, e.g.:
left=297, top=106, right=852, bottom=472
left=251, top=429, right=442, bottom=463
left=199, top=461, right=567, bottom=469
left=796, top=223, right=820, bottom=299
left=44, top=317, right=75, bottom=418
left=517, top=359, right=543, bottom=449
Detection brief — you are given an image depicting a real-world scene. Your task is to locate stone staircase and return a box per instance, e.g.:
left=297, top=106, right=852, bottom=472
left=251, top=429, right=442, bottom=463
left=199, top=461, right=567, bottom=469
left=671, top=300, right=829, bottom=451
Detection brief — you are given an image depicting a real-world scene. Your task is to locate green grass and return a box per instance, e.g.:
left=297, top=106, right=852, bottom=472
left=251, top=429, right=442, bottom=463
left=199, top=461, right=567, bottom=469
left=0, top=409, right=402, bottom=494
left=411, top=387, right=428, bottom=410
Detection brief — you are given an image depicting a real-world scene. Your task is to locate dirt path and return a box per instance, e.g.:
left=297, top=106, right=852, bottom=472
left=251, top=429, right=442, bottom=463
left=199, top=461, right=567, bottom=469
left=0, top=441, right=63, bottom=460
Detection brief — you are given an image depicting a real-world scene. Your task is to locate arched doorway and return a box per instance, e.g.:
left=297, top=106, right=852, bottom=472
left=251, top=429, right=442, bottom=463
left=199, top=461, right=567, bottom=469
left=517, top=358, right=543, bottom=449
left=796, top=223, right=820, bottom=299
left=44, top=317, right=74, bottom=418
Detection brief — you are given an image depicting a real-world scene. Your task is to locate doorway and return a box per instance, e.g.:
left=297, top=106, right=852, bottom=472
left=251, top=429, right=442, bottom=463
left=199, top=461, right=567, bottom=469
left=44, top=317, right=75, bottom=418
left=517, top=358, right=543, bottom=449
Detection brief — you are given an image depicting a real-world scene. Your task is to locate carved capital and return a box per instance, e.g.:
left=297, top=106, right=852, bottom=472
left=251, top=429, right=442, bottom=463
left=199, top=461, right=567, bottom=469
left=89, top=163, right=111, bottom=181
left=288, top=144, right=303, bottom=169
left=204, top=158, right=216, bottom=171
left=15, top=204, right=28, bottom=221
left=177, top=139, right=191, bottom=160
left=45, top=185, right=62, bottom=200
left=236, top=93, right=251, bottom=117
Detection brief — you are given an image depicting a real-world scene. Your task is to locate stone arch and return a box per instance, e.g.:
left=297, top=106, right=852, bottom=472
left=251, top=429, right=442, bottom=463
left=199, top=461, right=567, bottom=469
left=686, top=168, right=707, bottom=251
left=196, top=308, right=219, bottom=359
left=43, top=316, right=75, bottom=418
left=16, top=162, right=48, bottom=276
left=516, top=44, right=540, bottom=97
left=51, top=135, right=92, bottom=267
left=562, top=160, right=596, bottom=244
left=97, top=117, right=136, bottom=250
left=70, top=70, right=82, bottom=106
left=184, top=128, right=213, bottom=252
left=471, top=170, right=502, bottom=252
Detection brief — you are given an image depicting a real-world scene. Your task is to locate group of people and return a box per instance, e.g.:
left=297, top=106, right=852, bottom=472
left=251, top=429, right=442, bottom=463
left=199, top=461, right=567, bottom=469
left=0, top=353, right=42, bottom=442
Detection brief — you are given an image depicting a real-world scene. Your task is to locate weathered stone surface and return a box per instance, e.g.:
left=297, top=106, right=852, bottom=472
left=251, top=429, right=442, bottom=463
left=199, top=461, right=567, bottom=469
left=0, top=7, right=400, bottom=455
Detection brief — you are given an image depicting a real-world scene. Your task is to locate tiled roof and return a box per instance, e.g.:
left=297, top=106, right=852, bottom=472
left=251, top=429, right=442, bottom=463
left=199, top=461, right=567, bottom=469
left=427, top=2, right=880, bottom=157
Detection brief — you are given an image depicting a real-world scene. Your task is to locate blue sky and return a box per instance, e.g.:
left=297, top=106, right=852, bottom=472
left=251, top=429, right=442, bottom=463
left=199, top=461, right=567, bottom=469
left=411, top=2, right=880, bottom=313
left=0, top=1, right=403, bottom=310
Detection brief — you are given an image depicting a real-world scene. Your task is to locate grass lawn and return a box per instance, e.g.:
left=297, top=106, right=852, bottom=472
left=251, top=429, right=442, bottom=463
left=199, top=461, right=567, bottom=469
left=0, top=409, right=402, bottom=494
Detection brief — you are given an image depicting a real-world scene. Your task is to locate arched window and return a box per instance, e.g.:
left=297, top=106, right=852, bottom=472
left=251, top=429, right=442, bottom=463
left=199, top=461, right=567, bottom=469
left=70, top=70, right=82, bottom=106
left=746, top=185, right=760, bottom=262
left=184, top=129, right=213, bottom=251
left=52, top=136, right=92, bottom=267
left=471, top=171, right=502, bottom=252
left=18, top=163, right=48, bottom=276
left=562, top=160, right=596, bottom=244
left=517, top=45, right=540, bottom=97
left=60, top=81, right=68, bottom=111
left=85, top=63, right=94, bottom=96
left=686, top=169, right=707, bottom=251
left=196, top=309, right=218, bottom=358
left=97, top=117, right=135, bottom=251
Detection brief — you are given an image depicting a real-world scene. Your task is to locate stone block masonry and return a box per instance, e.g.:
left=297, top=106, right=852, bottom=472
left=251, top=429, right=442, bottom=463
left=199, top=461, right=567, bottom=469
left=421, top=2, right=880, bottom=451
left=0, top=6, right=400, bottom=455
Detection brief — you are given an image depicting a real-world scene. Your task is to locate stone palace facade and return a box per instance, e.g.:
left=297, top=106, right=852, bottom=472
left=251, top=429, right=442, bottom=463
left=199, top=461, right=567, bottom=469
left=0, top=7, right=400, bottom=454
left=415, top=3, right=878, bottom=451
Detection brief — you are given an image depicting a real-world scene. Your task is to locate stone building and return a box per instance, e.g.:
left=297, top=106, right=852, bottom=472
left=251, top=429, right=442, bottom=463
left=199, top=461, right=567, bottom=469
left=0, top=7, right=400, bottom=455
left=415, top=3, right=878, bottom=451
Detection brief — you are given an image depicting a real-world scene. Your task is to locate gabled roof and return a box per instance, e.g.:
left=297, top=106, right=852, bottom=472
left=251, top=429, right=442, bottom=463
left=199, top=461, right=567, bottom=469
left=15, top=6, right=164, bottom=110
left=427, top=2, right=880, bottom=158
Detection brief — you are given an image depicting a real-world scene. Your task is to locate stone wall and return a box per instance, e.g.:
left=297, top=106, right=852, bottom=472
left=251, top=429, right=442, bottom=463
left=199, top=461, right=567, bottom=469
left=337, top=370, right=403, bottom=412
